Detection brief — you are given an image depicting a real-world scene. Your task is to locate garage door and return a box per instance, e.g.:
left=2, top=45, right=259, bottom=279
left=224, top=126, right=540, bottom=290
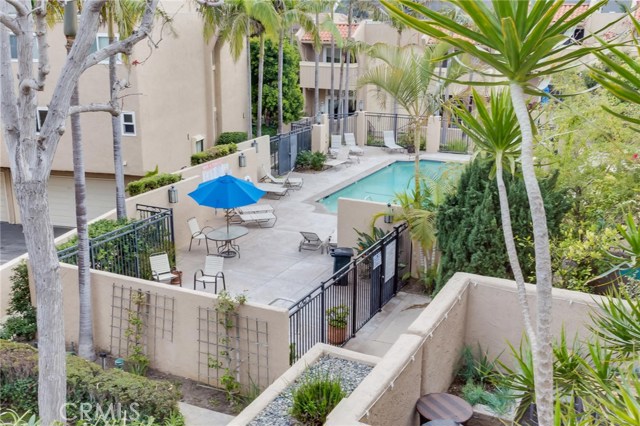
left=48, top=177, right=116, bottom=227
left=0, top=171, right=10, bottom=222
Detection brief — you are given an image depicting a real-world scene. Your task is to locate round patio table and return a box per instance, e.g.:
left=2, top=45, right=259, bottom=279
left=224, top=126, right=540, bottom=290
left=206, top=226, right=248, bottom=258
left=416, top=393, right=473, bottom=424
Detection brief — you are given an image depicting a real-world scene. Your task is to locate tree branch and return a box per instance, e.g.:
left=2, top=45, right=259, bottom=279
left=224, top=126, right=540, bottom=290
left=0, top=12, right=21, bottom=34
left=33, top=0, right=50, bottom=87
left=194, top=0, right=225, bottom=6
left=82, top=0, right=160, bottom=71
left=5, top=0, right=29, bottom=17
left=69, top=103, right=118, bottom=116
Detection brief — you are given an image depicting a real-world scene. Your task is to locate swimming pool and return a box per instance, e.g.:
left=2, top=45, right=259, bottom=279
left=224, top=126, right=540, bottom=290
left=318, top=160, right=451, bottom=213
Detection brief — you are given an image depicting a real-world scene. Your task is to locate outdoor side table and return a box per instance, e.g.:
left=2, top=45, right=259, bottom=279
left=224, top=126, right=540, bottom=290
left=416, top=393, right=473, bottom=424
left=206, top=226, right=248, bottom=258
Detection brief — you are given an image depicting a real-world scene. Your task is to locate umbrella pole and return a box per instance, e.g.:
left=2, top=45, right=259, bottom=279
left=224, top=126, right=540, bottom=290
left=226, top=209, right=230, bottom=233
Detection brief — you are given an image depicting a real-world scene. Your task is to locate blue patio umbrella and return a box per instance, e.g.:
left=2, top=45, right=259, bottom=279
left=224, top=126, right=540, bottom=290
left=188, top=174, right=266, bottom=231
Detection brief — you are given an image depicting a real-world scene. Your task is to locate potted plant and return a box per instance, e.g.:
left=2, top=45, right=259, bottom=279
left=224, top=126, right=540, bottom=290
left=326, top=305, right=349, bottom=345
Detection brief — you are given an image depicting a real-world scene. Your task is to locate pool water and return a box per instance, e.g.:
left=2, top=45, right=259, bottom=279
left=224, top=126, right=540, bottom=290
left=318, top=160, right=451, bottom=213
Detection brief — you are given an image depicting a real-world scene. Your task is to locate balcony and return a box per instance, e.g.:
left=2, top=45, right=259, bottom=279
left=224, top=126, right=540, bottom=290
left=299, top=61, right=359, bottom=90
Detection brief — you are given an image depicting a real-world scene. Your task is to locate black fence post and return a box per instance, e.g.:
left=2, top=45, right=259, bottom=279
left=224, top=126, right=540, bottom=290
left=351, top=260, right=358, bottom=338
left=393, top=226, right=400, bottom=295
left=320, top=285, right=326, bottom=344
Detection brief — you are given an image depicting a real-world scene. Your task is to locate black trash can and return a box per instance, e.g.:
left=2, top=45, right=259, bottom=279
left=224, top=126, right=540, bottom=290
left=330, top=247, right=354, bottom=286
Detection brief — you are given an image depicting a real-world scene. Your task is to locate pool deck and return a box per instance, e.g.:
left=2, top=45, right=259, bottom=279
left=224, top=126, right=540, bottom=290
left=175, top=148, right=470, bottom=307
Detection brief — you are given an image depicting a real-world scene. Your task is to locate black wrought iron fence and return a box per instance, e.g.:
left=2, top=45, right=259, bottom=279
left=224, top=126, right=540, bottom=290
left=364, top=113, right=427, bottom=149
left=270, top=124, right=313, bottom=175
left=288, top=223, right=411, bottom=361
left=57, top=204, right=175, bottom=280
left=329, top=113, right=357, bottom=138
left=439, top=125, right=471, bottom=154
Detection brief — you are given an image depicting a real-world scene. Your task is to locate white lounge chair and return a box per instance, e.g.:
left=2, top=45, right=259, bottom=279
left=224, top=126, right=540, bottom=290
left=149, top=252, right=179, bottom=283
left=254, top=182, right=289, bottom=199
left=187, top=217, right=214, bottom=252
left=325, top=146, right=355, bottom=169
left=231, top=211, right=277, bottom=227
left=299, top=231, right=326, bottom=254
left=193, top=255, right=226, bottom=292
left=329, top=134, right=342, bottom=158
left=344, top=133, right=364, bottom=156
left=236, top=203, right=274, bottom=214
left=383, top=130, right=405, bottom=153
left=261, top=166, right=303, bottom=189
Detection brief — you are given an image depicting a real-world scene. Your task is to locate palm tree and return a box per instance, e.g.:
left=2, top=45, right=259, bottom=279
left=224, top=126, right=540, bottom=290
left=382, top=1, right=607, bottom=422
left=358, top=42, right=462, bottom=193
left=453, top=89, right=537, bottom=344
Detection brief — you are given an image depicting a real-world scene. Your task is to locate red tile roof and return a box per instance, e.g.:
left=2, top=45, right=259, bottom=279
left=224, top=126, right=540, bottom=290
left=552, top=4, right=590, bottom=22
left=300, top=23, right=359, bottom=43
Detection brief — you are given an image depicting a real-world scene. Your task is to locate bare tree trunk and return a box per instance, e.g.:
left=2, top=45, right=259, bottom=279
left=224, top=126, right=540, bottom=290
left=109, top=20, right=126, bottom=220
left=510, top=83, right=553, bottom=426
left=14, top=182, right=67, bottom=424
left=314, top=11, right=320, bottom=124
left=67, top=37, right=95, bottom=362
left=413, top=119, right=421, bottom=193
left=257, top=33, right=265, bottom=136
left=337, top=50, right=345, bottom=134
left=246, top=32, right=253, bottom=139
left=329, top=29, right=335, bottom=134
left=277, top=28, right=284, bottom=134
left=341, top=0, right=353, bottom=138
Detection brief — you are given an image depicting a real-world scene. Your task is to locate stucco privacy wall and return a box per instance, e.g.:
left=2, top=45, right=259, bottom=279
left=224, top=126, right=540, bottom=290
left=57, top=264, right=290, bottom=387
left=0, top=136, right=270, bottom=316
left=337, top=198, right=399, bottom=248
left=327, top=273, right=604, bottom=426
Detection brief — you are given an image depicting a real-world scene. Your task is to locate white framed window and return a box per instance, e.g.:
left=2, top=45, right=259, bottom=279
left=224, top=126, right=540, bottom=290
left=9, top=34, right=38, bottom=61
left=195, top=138, right=204, bottom=153
left=90, top=34, right=120, bottom=64
left=36, top=108, right=48, bottom=133
left=121, top=112, right=136, bottom=136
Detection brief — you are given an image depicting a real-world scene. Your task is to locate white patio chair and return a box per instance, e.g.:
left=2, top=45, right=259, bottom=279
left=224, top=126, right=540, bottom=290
left=261, top=166, right=304, bottom=189
left=344, top=133, right=364, bottom=156
left=236, top=203, right=274, bottom=214
left=187, top=217, right=214, bottom=252
left=193, top=255, right=226, bottom=292
left=231, top=211, right=277, bottom=228
left=254, top=182, right=289, bottom=199
left=299, top=231, right=326, bottom=253
left=383, top=130, right=405, bottom=153
left=149, top=252, right=179, bottom=283
left=325, top=147, right=355, bottom=169
left=329, top=134, right=342, bottom=158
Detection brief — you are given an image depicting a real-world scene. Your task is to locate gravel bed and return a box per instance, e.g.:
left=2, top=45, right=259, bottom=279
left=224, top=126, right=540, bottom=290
left=248, top=356, right=374, bottom=426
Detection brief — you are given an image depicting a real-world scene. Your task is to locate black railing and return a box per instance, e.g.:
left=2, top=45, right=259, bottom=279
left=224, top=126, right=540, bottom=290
left=57, top=204, right=175, bottom=280
left=365, top=113, right=425, bottom=148
left=270, top=123, right=313, bottom=175
left=329, top=113, right=357, bottom=138
left=288, top=223, right=411, bottom=361
left=291, top=117, right=312, bottom=131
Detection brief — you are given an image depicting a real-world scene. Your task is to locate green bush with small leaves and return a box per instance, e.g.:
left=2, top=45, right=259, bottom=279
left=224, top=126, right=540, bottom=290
left=0, top=263, right=36, bottom=342
left=296, top=150, right=326, bottom=171
left=126, top=173, right=181, bottom=196
left=0, top=340, right=182, bottom=423
left=217, top=132, right=248, bottom=145
left=290, top=373, right=345, bottom=426
left=190, top=144, right=238, bottom=166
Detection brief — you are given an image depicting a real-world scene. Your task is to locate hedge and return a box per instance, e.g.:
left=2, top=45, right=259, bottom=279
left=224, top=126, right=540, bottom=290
left=190, top=143, right=238, bottom=166
left=217, top=132, right=247, bottom=145
left=0, top=340, right=182, bottom=423
left=126, top=173, right=181, bottom=196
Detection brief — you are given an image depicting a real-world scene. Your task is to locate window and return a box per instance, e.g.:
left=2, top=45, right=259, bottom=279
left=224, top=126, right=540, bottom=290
left=36, top=108, right=48, bottom=133
left=600, top=0, right=631, bottom=13
left=194, top=138, right=204, bottom=153
left=9, top=34, right=38, bottom=61
left=121, top=112, right=136, bottom=136
left=90, top=34, right=120, bottom=64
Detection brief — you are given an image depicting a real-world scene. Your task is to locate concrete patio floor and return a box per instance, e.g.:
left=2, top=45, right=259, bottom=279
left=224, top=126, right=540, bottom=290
left=175, top=148, right=469, bottom=307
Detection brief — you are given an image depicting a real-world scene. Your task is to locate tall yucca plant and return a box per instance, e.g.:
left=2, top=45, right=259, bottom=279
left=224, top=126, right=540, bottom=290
left=381, top=1, right=608, bottom=423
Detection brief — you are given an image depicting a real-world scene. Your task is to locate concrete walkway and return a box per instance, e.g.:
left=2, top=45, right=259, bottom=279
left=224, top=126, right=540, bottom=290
left=179, top=402, right=235, bottom=426
left=344, top=291, right=432, bottom=357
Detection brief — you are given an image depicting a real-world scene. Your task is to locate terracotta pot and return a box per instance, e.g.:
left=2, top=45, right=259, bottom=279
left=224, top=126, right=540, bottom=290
left=170, top=270, right=182, bottom=285
left=327, top=325, right=347, bottom=345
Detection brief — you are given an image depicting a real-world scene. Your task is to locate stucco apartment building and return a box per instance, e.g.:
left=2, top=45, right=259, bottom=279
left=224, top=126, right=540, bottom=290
left=296, top=0, right=638, bottom=118
left=0, top=2, right=249, bottom=227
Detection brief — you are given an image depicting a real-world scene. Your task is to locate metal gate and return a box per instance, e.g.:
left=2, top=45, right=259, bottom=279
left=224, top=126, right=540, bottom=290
left=270, top=124, right=312, bottom=175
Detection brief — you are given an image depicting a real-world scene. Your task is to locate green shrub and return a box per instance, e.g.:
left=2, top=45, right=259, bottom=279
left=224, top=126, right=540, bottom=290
left=295, top=151, right=326, bottom=171
left=0, top=340, right=182, bottom=423
left=57, top=218, right=134, bottom=251
left=0, top=263, right=36, bottom=342
left=290, top=373, right=345, bottom=426
left=126, top=173, right=181, bottom=196
left=217, top=132, right=247, bottom=145
left=442, top=138, right=468, bottom=153
left=190, top=144, right=238, bottom=166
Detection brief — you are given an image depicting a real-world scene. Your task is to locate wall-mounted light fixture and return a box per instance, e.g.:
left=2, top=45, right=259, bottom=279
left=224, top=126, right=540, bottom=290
left=168, top=186, right=178, bottom=204
left=384, top=203, right=393, bottom=224
left=251, top=140, right=259, bottom=153
left=358, top=100, right=364, bottom=111
left=239, top=152, right=247, bottom=168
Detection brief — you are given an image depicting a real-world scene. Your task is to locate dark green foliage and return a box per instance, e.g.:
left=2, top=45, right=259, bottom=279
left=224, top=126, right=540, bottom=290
left=126, top=173, right=181, bottom=196
left=56, top=218, right=134, bottom=251
left=436, top=159, right=569, bottom=288
left=0, top=263, right=37, bottom=342
left=217, top=132, right=248, bottom=145
left=190, top=143, right=238, bottom=166
left=354, top=227, right=387, bottom=254
left=290, top=373, right=346, bottom=426
left=0, top=340, right=181, bottom=423
left=326, top=305, right=349, bottom=329
left=295, top=150, right=326, bottom=171
left=250, top=38, right=303, bottom=126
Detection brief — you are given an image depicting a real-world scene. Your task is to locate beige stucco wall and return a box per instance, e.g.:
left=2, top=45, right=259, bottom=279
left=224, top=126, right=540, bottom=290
left=56, top=264, right=290, bottom=387
left=337, top=198, right=399, bottom=249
